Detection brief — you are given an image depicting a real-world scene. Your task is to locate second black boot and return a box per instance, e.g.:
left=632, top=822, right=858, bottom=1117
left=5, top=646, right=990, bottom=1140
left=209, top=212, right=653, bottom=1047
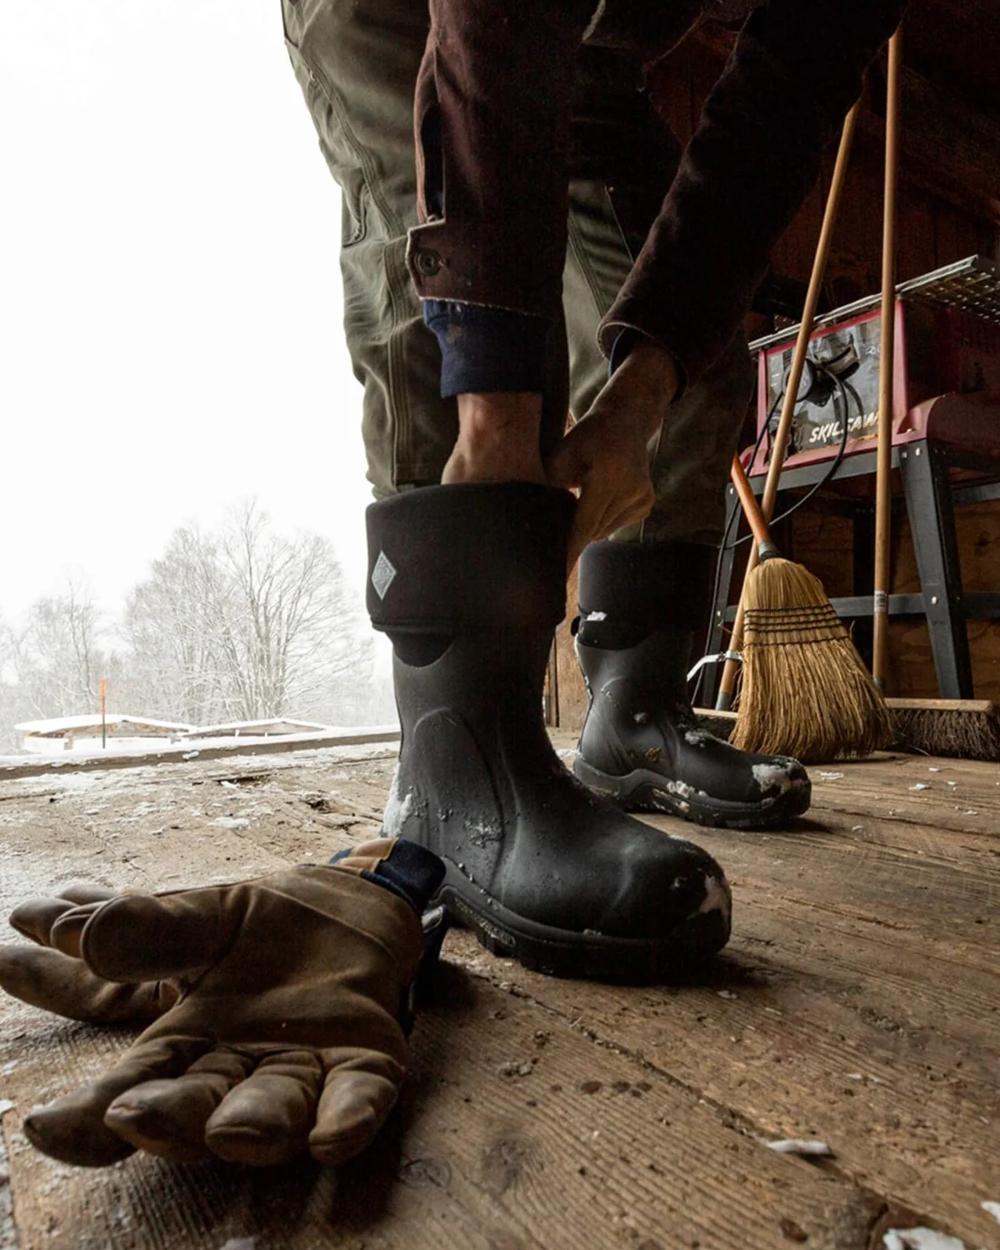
left=573, top=541, right=811, bottom=830
left=366, top=484, right=731, bottom=981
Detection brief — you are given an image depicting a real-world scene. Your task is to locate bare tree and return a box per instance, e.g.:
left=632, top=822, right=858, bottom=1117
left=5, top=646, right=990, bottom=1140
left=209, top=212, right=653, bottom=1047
left=122, top=502, right=367, bottom=724
left=0, top=616, right=25, bottom=751
left=122, top=526, right=232, bottom=723
left=8, top=584, right=106, bottom=720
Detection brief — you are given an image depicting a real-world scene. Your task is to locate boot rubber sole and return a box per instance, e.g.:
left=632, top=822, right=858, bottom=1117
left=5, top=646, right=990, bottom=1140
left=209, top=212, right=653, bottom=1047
left=433, top=862, right=728, bottom=982
left=573, top=757, right=811, bottom=830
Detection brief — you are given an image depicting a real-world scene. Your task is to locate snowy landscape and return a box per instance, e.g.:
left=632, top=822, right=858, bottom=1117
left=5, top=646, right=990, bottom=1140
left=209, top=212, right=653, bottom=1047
left=0, top=501, right=396, bottom=755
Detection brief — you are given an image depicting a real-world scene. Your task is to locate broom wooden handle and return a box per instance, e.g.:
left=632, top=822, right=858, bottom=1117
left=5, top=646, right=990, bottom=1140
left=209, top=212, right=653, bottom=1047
left=729, top=456, right=772, bottom=548
left=872, top=28, right=902, bottom=690
left=759, top=99, right=861, bottom=526
left=716, top=101, right=859, bottom=709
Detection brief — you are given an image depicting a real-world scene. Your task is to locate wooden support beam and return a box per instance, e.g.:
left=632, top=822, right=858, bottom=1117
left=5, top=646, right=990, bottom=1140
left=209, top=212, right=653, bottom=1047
left=867, top=65, right=1000, bottom=223
left=682, top=25, right=1000, bottom=225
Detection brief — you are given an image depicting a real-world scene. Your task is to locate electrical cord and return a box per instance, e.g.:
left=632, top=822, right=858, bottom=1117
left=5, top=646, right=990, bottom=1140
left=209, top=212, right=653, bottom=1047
left=730, top=365, right=858, bottom=543
left=693, top=387, right=781, bottom=704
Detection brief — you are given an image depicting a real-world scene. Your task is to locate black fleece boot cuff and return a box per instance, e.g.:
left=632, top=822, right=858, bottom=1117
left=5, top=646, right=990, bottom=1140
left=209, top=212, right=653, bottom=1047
left=577, top=540, right=714, bottom=646
left=366, top=483, right=576, bottom=634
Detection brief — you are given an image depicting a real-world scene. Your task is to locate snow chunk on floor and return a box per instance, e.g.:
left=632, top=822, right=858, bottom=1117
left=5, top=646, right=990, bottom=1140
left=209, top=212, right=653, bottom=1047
left=982, top=1202, right=1000, bottom=1227
left=765, top=1138, right=833, bottom=1157
left=882, top=1229, right=968, bottom=1250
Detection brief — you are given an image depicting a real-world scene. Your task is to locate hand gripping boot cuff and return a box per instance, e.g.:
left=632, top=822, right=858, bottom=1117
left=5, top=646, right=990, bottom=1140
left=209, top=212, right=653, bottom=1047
left=366, top=484, right=731, bottom=981
left=574, top=540, right=811, bottom=829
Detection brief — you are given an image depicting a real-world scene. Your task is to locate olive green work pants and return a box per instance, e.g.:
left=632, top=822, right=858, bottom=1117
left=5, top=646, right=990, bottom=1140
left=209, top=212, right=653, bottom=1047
left=280, top=0, right=752, bottom=544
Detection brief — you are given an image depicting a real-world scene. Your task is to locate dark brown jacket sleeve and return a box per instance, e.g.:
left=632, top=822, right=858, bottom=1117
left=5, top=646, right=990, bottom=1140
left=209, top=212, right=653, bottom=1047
left=600, top=0, right=907, bottom=388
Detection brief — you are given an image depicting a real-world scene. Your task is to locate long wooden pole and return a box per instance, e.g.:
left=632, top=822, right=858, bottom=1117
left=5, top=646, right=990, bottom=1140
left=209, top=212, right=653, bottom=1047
left=759, top=103, right=861, bottom=527
left=716, top=101, right=860, bottom=709
left=872, top=29, right=902, bottom=689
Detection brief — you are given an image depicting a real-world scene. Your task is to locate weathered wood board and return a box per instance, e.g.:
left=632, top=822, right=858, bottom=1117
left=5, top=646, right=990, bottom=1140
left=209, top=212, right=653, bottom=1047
left=1, top=741, right=998, bottom=1250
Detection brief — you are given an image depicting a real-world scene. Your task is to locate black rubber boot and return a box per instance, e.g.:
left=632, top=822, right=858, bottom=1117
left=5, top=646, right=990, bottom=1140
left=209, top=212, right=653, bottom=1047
left=366, top=484, right=731, bottom=981
left=573, top=541, right=811, bottom=830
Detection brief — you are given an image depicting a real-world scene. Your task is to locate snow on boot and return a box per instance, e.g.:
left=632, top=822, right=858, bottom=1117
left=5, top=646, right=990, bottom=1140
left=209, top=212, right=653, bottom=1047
left=573, top=540, right=811, bottom=830
left=366, top=483, right=731, bottom=982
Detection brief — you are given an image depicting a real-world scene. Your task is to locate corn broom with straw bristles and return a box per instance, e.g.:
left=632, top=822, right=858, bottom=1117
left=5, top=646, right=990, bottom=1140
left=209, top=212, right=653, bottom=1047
left=715, top=99, right=890, bottom=761
left=727, top=456, right=891, bottom=763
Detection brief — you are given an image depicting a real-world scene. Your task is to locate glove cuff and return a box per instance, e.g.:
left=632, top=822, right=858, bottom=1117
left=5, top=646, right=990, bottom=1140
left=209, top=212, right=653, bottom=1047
left=329, top=838, right=444, bottom=916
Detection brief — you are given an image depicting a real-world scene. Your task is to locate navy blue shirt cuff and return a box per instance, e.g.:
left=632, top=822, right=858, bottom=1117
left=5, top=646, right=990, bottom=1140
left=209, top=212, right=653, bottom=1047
left=424, top=299, right=547, bottom=398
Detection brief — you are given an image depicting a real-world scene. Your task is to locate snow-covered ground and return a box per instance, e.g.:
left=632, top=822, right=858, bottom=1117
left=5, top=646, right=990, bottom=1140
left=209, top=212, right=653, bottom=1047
left=0, top=725, right=400, bottom=773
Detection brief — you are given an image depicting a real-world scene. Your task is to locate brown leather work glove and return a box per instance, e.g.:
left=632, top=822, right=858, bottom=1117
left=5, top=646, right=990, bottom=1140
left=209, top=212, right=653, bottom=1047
left=0, top=838, right=444, bottom=1168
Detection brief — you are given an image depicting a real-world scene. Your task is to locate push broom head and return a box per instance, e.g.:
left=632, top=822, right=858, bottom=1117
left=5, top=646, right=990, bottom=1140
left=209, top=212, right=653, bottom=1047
left=731, top=556, right=892, bottom=763
left=889, top=699, right=1000, bottom=761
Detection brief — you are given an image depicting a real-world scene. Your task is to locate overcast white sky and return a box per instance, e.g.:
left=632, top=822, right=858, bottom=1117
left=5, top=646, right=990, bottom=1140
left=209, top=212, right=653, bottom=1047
left=1, top=1, right=375, bottom=626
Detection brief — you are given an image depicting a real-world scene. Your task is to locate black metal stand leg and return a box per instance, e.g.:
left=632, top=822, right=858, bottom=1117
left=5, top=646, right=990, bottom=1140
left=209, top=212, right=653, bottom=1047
left=852, top=504, right=876, bottom=671
left=702, top=482, right=742, bottom=706
left=899, top=440, right=973, bottom=698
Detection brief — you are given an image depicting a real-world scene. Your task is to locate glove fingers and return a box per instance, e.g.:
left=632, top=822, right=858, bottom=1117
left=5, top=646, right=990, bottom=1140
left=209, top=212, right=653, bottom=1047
left=309, top=1064, right=401, bottom=1166
left=104, top=1049, right=257, bottom=1163
left=10, top=897, right=104, bottom=947
left=205, top=1051, right=324, bottom=1167
left=57, top=890, right=227, bottom=982
left=0, top=944, right=174, bottom=1025
left=24, top=1037, right=207, bottom=1167
left=58, top=884, right=119, bottom=905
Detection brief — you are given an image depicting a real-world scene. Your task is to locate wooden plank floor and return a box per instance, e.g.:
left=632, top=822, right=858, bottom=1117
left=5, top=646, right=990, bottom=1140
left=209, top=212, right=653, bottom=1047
left=1, top=740, right=998, bottom=1250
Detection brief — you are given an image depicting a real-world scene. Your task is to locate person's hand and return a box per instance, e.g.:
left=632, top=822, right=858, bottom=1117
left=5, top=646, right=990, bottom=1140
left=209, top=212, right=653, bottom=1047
left=546, top=339, right=679, bottom=569
left=0, top=839, right=442, bottom=1168
left=546, top=408, right=656, bottom=570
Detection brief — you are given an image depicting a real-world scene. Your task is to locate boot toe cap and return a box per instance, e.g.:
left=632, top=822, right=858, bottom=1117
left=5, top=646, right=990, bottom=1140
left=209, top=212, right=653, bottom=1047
left=624, top=836, right=732, bottom=972
left=659, top=843, right=732, bottom=936
left=607, top=828, right=731, bottom=947
left=748, top=754, right=809, bottom=798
